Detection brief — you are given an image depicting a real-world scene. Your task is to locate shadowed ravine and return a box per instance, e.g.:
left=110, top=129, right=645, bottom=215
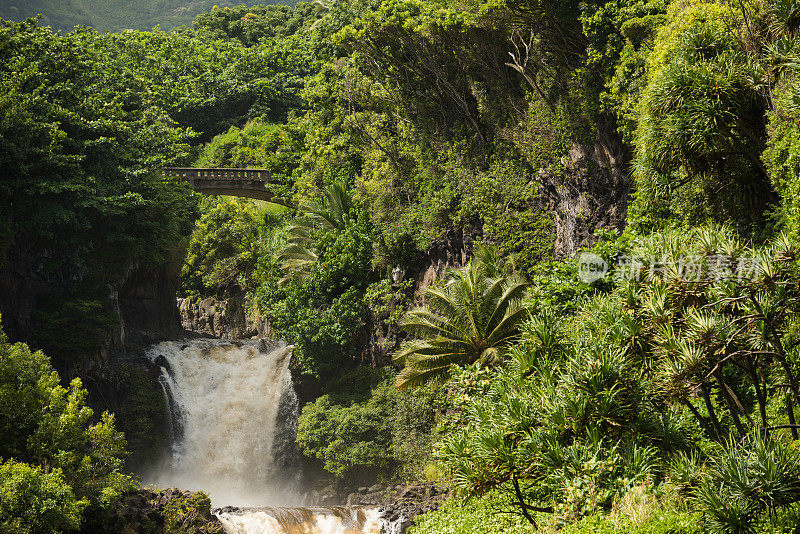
left=142, top=339, right=395, bottom=534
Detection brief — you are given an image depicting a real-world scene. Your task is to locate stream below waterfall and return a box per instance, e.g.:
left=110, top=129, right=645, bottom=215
left=143, top=339, right=396, bottom=534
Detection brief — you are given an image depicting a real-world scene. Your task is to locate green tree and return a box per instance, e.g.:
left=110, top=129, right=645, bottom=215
left=438, top=341, right=659, bottom=525
left=0, top=19, right=198, bottom=363
left=0, top=319, right=132, bottom=530
left=764, top=0, right=800, bottom=239
left=297, top=373, right=398, bottom=478
left=258, top=186, right=377, bottom=377
left=296, top=367, right=438, bottom=479
left=194, top=120, right=307, bottom=201
left=192, top=3, right=324, bottom=46
left=181, top=198, right=274, bottom=296
left=631, top=1, right=773, bottom=231
left=0, top=460, right=85, bottom=534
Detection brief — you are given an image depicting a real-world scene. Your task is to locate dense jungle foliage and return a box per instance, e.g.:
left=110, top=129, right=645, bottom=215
left=0, top=0, right=299, bottom=33
left=178, top=0, right=800, bottom=531
left=3, top=0, right=800, bottom=531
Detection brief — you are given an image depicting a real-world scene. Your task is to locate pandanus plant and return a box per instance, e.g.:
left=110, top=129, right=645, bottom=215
left=393, top=249, right=529, bottom=388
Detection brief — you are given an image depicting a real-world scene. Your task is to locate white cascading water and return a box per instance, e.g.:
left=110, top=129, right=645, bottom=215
left=144, top=339, right=394, bottom=534
left=146, top=339, right=299, bottom=507
left=216, top=507, right=385, bottom=534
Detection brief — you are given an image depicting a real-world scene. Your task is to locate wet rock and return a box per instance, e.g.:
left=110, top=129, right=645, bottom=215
left=378, top=482, right=448, bottom=534
left=101, top=486, right=224, bottom=534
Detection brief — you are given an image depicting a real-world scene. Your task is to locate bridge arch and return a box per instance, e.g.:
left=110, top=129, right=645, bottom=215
left=162, top=167, right=293, bottom=207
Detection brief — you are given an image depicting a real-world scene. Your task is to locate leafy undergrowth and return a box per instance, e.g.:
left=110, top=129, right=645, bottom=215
left=559, top=485, right=700, bottom=534
left=408, top=491, right=534, bottom=534
left=561, top=513, right=700, bottom=534
left=410, top=486, right=702, bottom=534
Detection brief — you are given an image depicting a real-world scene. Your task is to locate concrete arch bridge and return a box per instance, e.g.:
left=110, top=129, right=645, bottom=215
left=161, top=167, right=293, bottom=207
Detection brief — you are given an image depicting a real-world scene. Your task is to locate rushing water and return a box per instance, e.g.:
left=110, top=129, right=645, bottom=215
left=145, top=339, right=396, bottom=534
left=217, top=507, right=385, bottom=534
left=146, top=339, right=299, bottom=507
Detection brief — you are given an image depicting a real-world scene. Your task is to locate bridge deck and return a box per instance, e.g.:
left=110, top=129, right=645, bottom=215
left=162, top=167, right=273, bottom=181
left=162, top=167, right=291, bottom=207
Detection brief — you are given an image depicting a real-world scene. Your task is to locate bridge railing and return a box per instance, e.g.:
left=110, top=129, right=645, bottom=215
left=161, top=167, right=273, bottom=181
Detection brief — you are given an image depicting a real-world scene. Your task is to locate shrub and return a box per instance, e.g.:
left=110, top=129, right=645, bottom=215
left=408, top=490, right=533, bottom=534
left=162, top=492, right=219, bottom=534
left=0, top=320, right=133, bottom=530
left=459, top=157, right=555, bottom=278
left=437, top=343, right=665, bottom=524
left=563, top=508, right=700, bottom=534
left=0, top=460, right=86, bottom=534
left=296, top=368, right=438, bottom=480
left=764, top=79, right=800, bottom=240
left=297, top=384, right=397, bottom=477
left=694, top=433, right=800, bottom=534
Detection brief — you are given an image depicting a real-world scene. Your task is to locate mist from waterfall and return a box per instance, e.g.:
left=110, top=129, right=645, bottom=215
left=145, top=339, right=300, bottom=507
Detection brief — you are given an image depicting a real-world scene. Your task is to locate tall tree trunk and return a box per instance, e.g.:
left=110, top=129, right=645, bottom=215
left=683, top=397, right=718, bottom=440
left=714, top=370, right=751, bottom=436
left=746, top=357, right=768, bottom=429
left=701, top=384, right=724, bottom=439
left=749, top=293, right=800, bottom=413
left=787, top=392, right=799, bottom=440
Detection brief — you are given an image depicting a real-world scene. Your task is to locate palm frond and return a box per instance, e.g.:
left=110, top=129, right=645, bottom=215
left=396, top=363, right=453, bottom=389
left=392, top=257, right=529, bottom=387
left=278, top=182, right=353, bottom=275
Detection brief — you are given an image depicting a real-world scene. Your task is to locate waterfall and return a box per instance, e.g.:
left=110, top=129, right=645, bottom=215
left=145, top=339, right=299, bottom=507
left=145, top=338, right=403, bottom=534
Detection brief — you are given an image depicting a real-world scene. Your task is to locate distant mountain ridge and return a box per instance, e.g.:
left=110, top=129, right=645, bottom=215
left=0, top=0, right=297, bottom=32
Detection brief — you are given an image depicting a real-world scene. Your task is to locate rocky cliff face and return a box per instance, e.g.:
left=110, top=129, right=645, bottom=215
left=177, top=294, right=270, bottom=339
left=117, top=265, right=186, bottom=348
left=0, top=261, right=184, bottom=367
left=542, top=125, right=631, bottom=258
left=0, top=258, right=184, bottom=468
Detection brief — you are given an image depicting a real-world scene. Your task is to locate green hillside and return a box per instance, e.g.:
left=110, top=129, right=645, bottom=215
left=0, top=0, right=297, bottom=32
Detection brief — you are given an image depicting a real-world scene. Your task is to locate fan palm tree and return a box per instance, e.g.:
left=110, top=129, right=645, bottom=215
left=393, top=254, right=529, bottom=388
left=278, top=182, right=353, bottom=281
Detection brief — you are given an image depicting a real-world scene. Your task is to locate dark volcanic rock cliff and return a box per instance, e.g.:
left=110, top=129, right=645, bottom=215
left=177, top=293, right=269, bottom=339
left=118, top=265, right=186, bottom=347
left=543, top=126, right=631, bottom=258
left=0, top=256, right=186, bottom=468
left=0, top=260, right=185, bottom=369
